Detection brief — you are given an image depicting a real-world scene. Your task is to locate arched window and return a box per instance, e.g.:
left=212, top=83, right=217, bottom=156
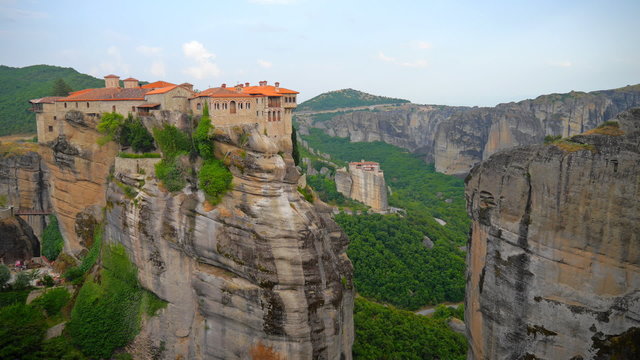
left=197, top=103, right=201, bottom=110
left=277, top=111, right=281, bottom=121
left=268, top=111, right=271, bottom=122
left=246, top=102, right=250, bottom=109
left=230, top=101, right=236, bottom=114
left=239, top=102, right=243, bottom=110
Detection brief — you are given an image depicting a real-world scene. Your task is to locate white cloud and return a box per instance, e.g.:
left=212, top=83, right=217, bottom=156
left=257, top=59, right=273, bottom=68
left=137, top=45, right=162, bottom=56
left=97, top=45, right=130, bottom=76
left=182, top=40, right=220, bottom=79
left=378, top=51, right=428, bottom=68
left=0, top=7, right=48, bottom=20
left=150, top=61, right=166, bottom=77
left=416, top=41, right=432, bottom=50
left=249, top=0, right=296, bottom=4
left=548, top=60, right=573, bottom=68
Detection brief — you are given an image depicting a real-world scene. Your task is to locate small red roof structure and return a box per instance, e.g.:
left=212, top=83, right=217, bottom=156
left=123, top=77, right=139, bottom=81
left=104, top=74, right=119, bottom=78
left=145, top=85, right=178, bottom=95
left=141, top=81, right=176, bottom=89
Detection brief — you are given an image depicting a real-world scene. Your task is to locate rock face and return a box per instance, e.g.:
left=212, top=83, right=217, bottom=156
left=464, top=108, right=640, bottom=359
left=0, top=149, right=49, bottom=238
left=105, top=124, right=354, bottom=359
left=0, top=215, right=40, bottom=263
left=314, top=86, right=640, bottom=176
left=335, top=162, right=388, bottom=212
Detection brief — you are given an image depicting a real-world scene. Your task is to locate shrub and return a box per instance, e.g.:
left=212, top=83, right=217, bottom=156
left=298, top=186, right=314, bottom=203
left=153, top=124, right=191, bottom=159
left=24, top=336, right=86, bottom=360
left=13, top=271, right=32, bottom=290
left=544, top=134, right=562, bottom=144
left=42, top=215, right=64, bottom=260
left=194, top=103, right=214, bottom=160
left=63, top=225, right=102, bottom=282
left=0, top=264, right=9, bottom=288
left=120, top=116, right=155, bottom=152
left=155, top=158, right=187, bottom=192
left=31, top=287, right=70, bottom=317
left=198, top=159, right=233, bottom=204
left=96, top=112, right=124, bottom=145
left=0, top=303, right=47, bottom=359
left=0, top=289, right=30, bottom=307
left=41, top=274, right=55, bottom=287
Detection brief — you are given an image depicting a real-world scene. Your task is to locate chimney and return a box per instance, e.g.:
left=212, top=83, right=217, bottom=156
left=221, top=83, right=226, bottom=88
left=275, top=82, right=280, bottom=91
left=104, top=74, right=120, bottom=88
left=180, top=83, right=194, bottom=92
left=245, top=82, right=250, bottom=87
left=123, top=77, right=139, bottom=89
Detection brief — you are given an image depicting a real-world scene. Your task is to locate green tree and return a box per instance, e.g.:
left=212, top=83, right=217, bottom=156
left=0, top=303, right=47, bottom=358
left=291, top=126, right=301, bottom=166
left=42, top=215, right=64, bottom=260
left=97, top=112, right=124, bottom=145
left=198, top=159, right=233, bottom=204
left=51, top=78, right=73, bottom=96
left=120, top=115, right=155, bottom=152
left=0, top=264, right=10, bottom=288
left=194, top=103, right=214, bottom=159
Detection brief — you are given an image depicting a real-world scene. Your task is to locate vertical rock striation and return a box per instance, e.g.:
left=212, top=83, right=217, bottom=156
left=464, top=108, right=640, bottom=359
left=105, top=124, right=354, bottom=359
left=335, top=162, right=388, bottom=212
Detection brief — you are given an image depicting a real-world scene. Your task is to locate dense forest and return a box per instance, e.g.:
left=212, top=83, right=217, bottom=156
left=0, top=65, right=104, bottom=136
left=300, top=127, right=469, bottom=310
left=296, top=88, right=409, bottom=112
left=353, top=297, right=467, bottom=360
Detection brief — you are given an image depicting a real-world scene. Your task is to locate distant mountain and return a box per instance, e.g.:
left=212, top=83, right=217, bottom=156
left=0, top=65, right=104, bottom=136
left=296, top=88, right=409, bottom=112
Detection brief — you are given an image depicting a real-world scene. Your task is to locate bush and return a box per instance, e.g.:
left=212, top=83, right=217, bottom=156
left=153, top=124, right=192, bottom=159
left=155, top=158, right=187, bottom=192
left=544, top=134, right=562, bottom=144
left=0, top=303, right=47, bottom=359
left=194, top=103, right=214, bottom=160
left=24, top=336, right=86, bottom=360
left=96, top=112, right=124, bottom=145
left=31, top=287, right=70, bottom=317
left=41, top=274, right=55, bottom=287
left=120, top=116, right=155, bottom=152
left=298, top=186, right=314, bottom=203
left=0, top=289, right=30, bottom=307
left=64, top=225, right=102, bottom=282
left=13, top=271, right=32, bottom=290
left=42, top=215, right=64, bottom=260
left=0, top=264, right=9, bottom=288
left=198, top=159, right=233, bottom=204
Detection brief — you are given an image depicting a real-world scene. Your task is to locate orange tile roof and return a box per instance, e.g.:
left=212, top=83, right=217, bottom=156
left=141, top=81, right=175, bottom=89
left=243, top=85, right=299, bottom=96
left=57, top=87, right=149, bottom=102
left=194, top=87, right=253, bottom=98
left=123, top=77, right=138, bottom=81
left=196, top=83, right=299, bottom=99
left=351, top=161, right=379, bottom=165
left=145, top=85, right=178, bottom=95
left=104, top=74, right=119, bottom=78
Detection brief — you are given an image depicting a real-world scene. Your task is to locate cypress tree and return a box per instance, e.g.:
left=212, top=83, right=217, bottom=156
left=52, top=78, right=73, bottom=96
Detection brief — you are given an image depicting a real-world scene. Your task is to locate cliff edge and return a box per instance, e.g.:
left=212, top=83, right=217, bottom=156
left=464, top=108, right=640, bottom=359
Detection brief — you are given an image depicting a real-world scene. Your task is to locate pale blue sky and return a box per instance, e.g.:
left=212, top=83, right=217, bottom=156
left=1, top=0, right=638, bottom=105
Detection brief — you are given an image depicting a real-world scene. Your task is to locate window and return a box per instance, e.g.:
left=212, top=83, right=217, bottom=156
left=257, top=111, right=259, bottom=116
left=112, top=105, right=116, bottom=112
left=246, top=102, right=250, bottom=109
left=197, top=103, right=201, bottom=110
left=230, top=101, right=236, bottom=114
left=64, top=103, right=67, bottom=108
left=48, top=126, right=53, bottom=132
left=277, top=111, right=281, bottom=121
left=132, top=106, right=135, bottom=112
left=239, top=102, right=243, bottom=110
left=53, top=116, right=57, bottom=120
left=87, top=102, right=90, bottom=108
left=75, top=102, right=78, bottom=108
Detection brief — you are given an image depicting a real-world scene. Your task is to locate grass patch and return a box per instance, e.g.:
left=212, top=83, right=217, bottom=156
left=553, top=139, right=596, bottom=153
left=584, top=121, right=624, bottom=136
left=118, top=152, right=161, bottom=159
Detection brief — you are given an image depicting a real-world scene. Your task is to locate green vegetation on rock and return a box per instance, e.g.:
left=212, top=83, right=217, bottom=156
left=0, top=65, right=104, bottom=136
left=353, top=297, right=466, bottom=360
left=199, top=159, right=233, bottom=204
left=42, top=215, right=64, bottom=260
left=0, top=303, right=47, bottom=358
left=297, top=88, right=409, bottom=112
left=31, top=287, right=70, bottom=317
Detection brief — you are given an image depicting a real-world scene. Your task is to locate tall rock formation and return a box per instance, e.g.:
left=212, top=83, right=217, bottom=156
left=464, top=108, right=640, bottom=359
left=105, top=124, right=354, bottom=359
left=0, top=214, right=40, bottom=263
left=335, top=161, right=388, bottom=212
left=0, top=146, right=50, bottom=238
left=313, top=85, right=640, bottom=176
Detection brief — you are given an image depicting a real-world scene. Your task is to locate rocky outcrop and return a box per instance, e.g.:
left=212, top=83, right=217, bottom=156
left=0, top=148, right=49, bottom=238
left=314, top=86, right=640, bottom=176
left=105, top=124, right=354, bottom=359
left=464, top=108, right=640, bottom=359
left=0, top=215, right=40, bottom=263
left=41, top=114, right=119, bottom=255
left=335, top=162, right=388, bottom=212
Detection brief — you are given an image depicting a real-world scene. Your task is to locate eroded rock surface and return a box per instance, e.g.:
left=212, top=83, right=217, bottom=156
left=0, top=215, right=40, bottom=263
left=105, top=125, right=354, bottom=359
left=464, top=108, right=640, bottom=359
left=314, top=86, right=640, bottom=176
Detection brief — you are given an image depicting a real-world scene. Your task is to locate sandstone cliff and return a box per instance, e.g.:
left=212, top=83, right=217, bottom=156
left=464, top=108, right=640, bottom=359
left=0, top=147, right=49, bottom=238
left=312, top=85, right=640, bottom=176
left=105, top=124, right=354, bottom=359
left=335, top=164, right=388, bottom=212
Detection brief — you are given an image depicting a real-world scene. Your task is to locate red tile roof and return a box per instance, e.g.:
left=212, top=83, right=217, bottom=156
left=196, top=83, right=299, bottom=99
left=141, top=81, right=176, bottom=89
left=351, top=161, right=379, bottom=165
left=123, top=77, right=138, bottom=81
left=29, top=96, right=63, bottom=104
left=104, top=74, right=119, bottom=78
left=194, top=87, right=253, bottom=98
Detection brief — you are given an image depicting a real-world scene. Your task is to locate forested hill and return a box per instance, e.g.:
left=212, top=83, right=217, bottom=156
left=296, top=88, right=409, bottom=112
left=0, top=65, right=104, bottom=136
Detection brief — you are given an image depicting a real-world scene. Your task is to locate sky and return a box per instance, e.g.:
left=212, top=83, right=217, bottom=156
left=1, top=0, right=639, bottom=106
